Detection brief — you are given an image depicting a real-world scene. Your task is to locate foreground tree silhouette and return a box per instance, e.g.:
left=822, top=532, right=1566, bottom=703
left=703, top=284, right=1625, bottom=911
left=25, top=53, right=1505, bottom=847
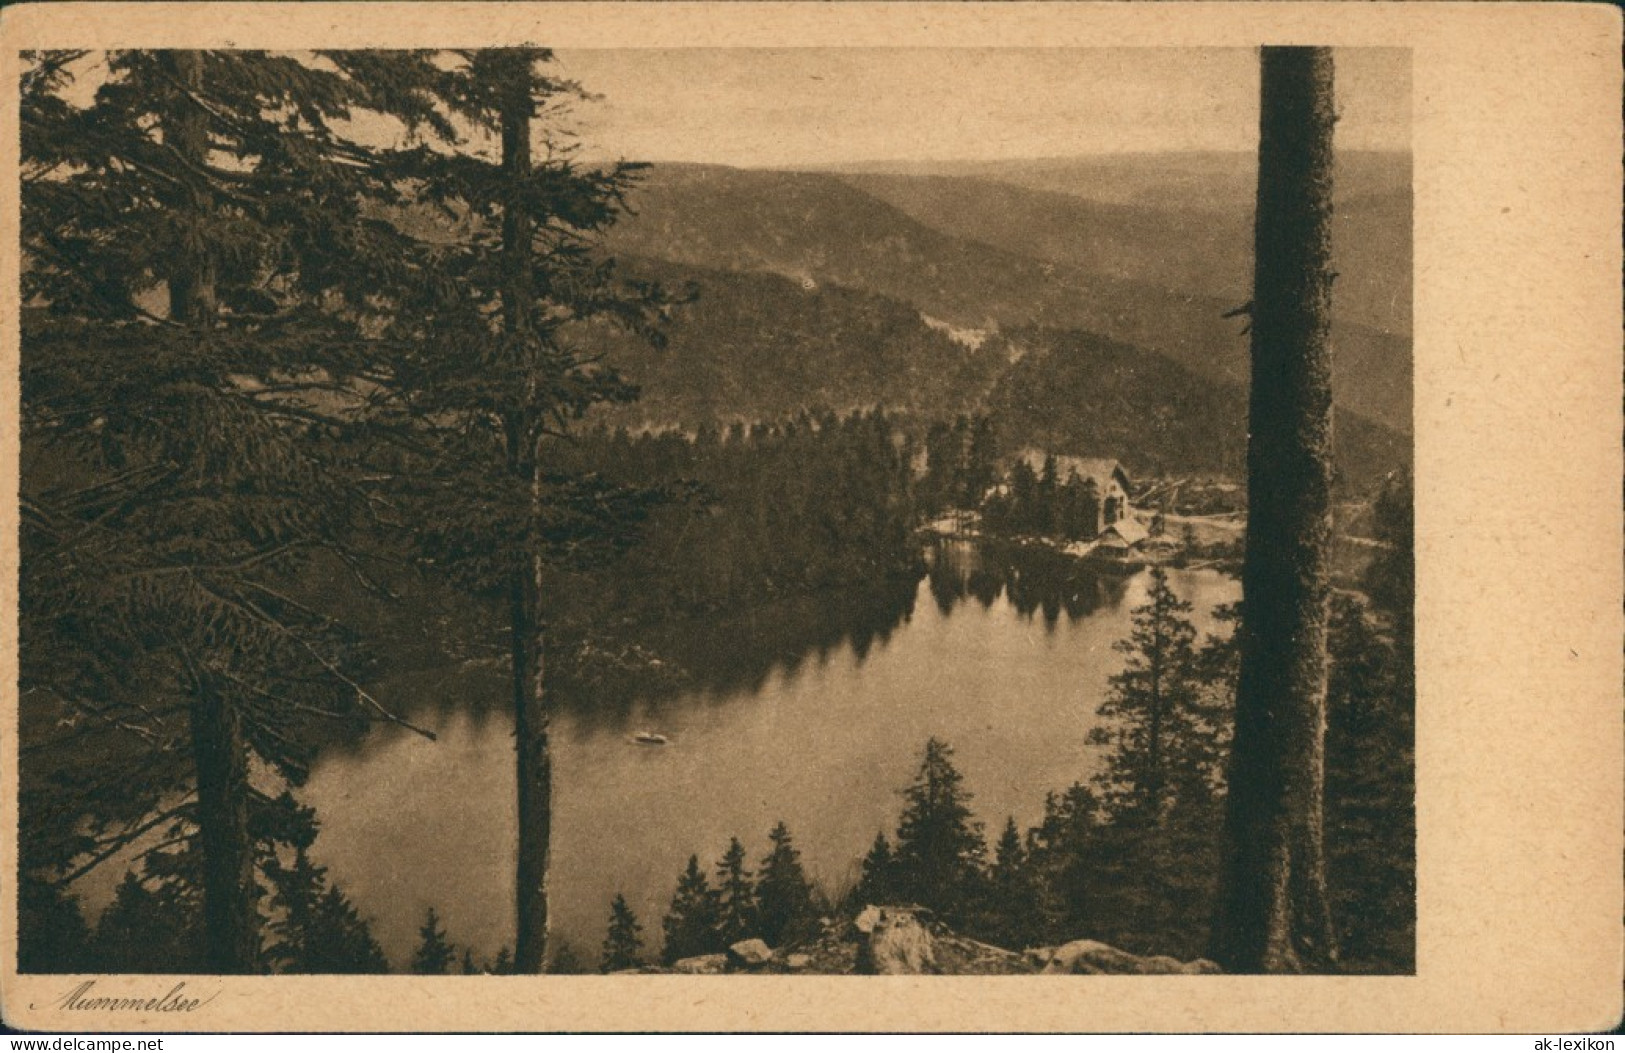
left=411, top=907, right=456, bottom=975
left=853, top=832, right=898, bottom=906
left=600, top=894, right=645, bottom=972
left=547, top=940, right=589, bottom=975
left=262, top=806, right=390, bottom=974
left=375, top=48, right=672, bottom=973
left=891, top=738, right=987, bottom=919
left=662, top=855, right=721, bottom=963
left=979, top=816, right=1044, bottom=950
left=20, top=48, right=450, bottom=972
left=714, top=837, right=758, bottom=945
left=1087, top=567, right=1222, bottom=821
left=756, top=822, right=817, bottom=947
left=1212, top=45, right=1341, bottom=972
left=1324, top=592, right=1414, bottom=970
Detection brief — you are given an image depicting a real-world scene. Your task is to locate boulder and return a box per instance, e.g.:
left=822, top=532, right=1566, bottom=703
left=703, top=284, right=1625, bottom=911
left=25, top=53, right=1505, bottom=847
left=782, top=953, right=814, bottom=971
left=670, top=953, right=728, bottom=974
left=1034, top=939, right=1221, bottom=975
left=855, top=905, right=937, bottom=975
left=726, top=938, right=774, bottom=968
left=932, top=932, right=1030, bottom=975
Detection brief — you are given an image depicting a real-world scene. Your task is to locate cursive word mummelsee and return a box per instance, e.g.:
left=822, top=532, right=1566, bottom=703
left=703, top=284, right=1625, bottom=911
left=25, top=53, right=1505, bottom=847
left=51, top=981, right=218, bottom=1013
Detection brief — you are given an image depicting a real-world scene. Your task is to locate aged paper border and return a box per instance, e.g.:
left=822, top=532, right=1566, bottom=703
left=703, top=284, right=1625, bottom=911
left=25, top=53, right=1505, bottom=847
left=1, top=1, right=1620, bottom=1034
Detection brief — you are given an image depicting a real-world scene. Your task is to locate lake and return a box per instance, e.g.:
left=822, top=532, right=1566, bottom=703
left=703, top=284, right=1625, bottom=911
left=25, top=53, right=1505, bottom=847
left=299, top=540, right=1241, bottom=967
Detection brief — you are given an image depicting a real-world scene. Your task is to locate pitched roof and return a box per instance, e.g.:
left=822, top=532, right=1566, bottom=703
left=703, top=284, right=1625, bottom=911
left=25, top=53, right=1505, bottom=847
left=1014, top=449, right=1131, bottom=491
left=1098, top=516, right=1150, bottom=548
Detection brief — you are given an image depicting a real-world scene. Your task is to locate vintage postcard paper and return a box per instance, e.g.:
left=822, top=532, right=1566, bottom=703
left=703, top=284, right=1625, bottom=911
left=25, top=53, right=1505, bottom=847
left=1, top=1, right=1619, bottom=1034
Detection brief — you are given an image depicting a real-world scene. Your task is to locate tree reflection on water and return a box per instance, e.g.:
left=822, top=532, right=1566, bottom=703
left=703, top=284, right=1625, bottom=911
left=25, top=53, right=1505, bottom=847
left=925, top=538, right=1128, bottom=626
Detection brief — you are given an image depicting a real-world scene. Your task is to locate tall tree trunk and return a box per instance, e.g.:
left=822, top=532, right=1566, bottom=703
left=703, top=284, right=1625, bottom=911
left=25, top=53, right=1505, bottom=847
left=1211, top=45, right=1340, bottom=973
left=168, top=50, right=257, bottom=973
left=166, top=51, right=217, bottom=325
left=190, top=677, right=259, bottom=972
left=497, top=56, right=553, bottom=975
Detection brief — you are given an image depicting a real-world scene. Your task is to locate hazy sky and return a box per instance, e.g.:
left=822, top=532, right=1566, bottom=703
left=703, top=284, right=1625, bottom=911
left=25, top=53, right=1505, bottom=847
left=50, top=48, right=1409, bottom=167
left=551, top=48, right=1410, bottom=168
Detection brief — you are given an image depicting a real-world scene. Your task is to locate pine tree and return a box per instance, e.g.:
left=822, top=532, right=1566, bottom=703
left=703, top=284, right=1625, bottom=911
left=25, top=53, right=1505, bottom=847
left=962, top=417, right=1000, bottom=508
left=714, top=837, right=758, bottom=945
left=19, top=48, right=451, bottom=972
left=1055, top=473, right=1088, bottom=540
left=369, top=47, right=673, bottom=973
left=1193, top=600, right=1244, bottom=759
left=920, top=421, right=958, bottom=514
left=1214, top=45, right=1341, bottom=973
left=1068, top=570, right=1238, bottom=958
left=854, top=832, right=898, bottom=906
left=1078, top=477, right=1103, bottom=539
left=661, top=855, right=721, bottom=964
left=548, top=940, right=590, bottom=975
left=1023, top=783, right=1102, bottom=941
left=1344, top=469, right=1415, bottom=972
left=891, top=738, right=987, bottom=920
left=1007, top=460, right=1040, bottom=534
left=979, top=816, right=1043, bottom=950
left=263, top=848, right=322, bottom=974
left=1325, top=595, right=1414, bottom=971
left=411, top=907, right=456, bottom=975
left=992, top=818, right=1026, bottom=885
left=264, top=846, right=389, bottom=974
left=17, top=874, right=93, bottom=973
left=1086, top=567, right=1220, bottom=820
left=756, top=821, right=817, bottom=947
left=92, top=871, right=207, bottom=974
left=1037, top=455, right=1061, bottom=535
left=600, top=894, right=645, bottom=972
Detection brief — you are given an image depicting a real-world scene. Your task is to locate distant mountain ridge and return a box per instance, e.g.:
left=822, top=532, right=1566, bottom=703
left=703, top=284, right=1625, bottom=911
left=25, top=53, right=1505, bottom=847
left=835, top=167, right=1410, bottom=337
left=814, top=150, right=1412, bottom=213
left=607, top=159, right=1412, bottom=436
left=382, top=152, right=1413, bottom=489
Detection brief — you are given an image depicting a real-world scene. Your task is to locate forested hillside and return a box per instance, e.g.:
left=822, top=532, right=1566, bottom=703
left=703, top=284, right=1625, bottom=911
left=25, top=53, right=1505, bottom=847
left=606, top=161, right=1413, bottom=435
left=385, top=159, right=1412, bottom=488
left=984, top=328, right=1408, bottom=487
left=580, top=262, right=1403, bottom=491
left=837, top=162, right=1411, bottom=337
left=594, top=257, right=998, bottom=424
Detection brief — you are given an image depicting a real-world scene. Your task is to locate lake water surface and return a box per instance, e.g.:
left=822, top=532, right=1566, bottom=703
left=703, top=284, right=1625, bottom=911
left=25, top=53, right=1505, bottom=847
left=300, top=541, right=1240, bottom=966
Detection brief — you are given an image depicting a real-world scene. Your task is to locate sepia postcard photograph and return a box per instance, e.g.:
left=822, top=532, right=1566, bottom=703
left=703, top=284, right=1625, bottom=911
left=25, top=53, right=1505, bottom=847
left=0, top=1, right=1619, bottom=1036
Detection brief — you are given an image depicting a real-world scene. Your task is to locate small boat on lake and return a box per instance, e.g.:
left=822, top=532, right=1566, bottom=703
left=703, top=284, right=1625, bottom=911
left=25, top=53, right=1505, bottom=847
left=631, top=731, right=670, bottom=746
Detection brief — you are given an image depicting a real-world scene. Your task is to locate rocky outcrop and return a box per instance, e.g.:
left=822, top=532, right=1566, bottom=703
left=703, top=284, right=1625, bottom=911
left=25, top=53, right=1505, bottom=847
left=620, top=907, right=1222, bottom=976
left=669, top=953, right=728, bottom=974
left=855, top=906, right=937, bottom=975
left=726, top=939, right=774, bottom=968
left=1026, top=939, right=1222, bottom=976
